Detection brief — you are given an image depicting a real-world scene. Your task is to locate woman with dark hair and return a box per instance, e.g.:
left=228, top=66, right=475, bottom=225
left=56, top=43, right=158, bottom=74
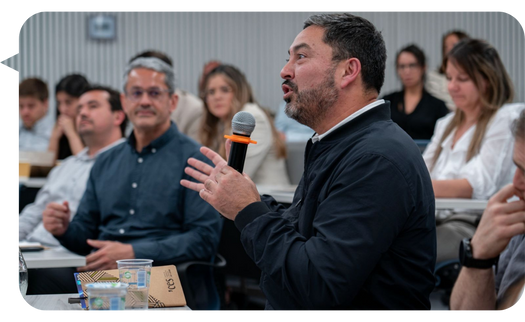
left=426, top=30, right=470, bottom=110
left=382, top=44, right=449, bottom=140
left=422, top=38, right=523, bottom=262
left=48, top=74, right=90, bottom=161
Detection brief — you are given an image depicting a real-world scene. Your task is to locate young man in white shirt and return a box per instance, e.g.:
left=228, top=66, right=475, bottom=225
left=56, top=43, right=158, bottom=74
left=19, top=78, right=52, bottom=151
left=19, top=85, right=127, bottom=246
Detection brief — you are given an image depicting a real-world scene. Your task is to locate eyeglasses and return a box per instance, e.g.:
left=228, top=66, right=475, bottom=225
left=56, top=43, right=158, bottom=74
left=125, top=88, right=170, bottom=101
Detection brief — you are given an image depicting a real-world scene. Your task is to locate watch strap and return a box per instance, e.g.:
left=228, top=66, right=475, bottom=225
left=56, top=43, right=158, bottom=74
left=459, top=238, right=499, bottom=269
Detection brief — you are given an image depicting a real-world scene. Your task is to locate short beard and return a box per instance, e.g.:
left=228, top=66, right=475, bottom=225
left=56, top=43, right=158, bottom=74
left=284, top=67, right=339, bottom=130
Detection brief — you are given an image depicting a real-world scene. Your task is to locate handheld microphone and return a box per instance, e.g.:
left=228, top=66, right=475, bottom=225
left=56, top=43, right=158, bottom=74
left=224, top=111, right=257, bottom=173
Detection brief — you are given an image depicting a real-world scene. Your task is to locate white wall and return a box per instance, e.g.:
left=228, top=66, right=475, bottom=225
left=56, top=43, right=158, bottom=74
left=6, top=12, right=524, bottom=126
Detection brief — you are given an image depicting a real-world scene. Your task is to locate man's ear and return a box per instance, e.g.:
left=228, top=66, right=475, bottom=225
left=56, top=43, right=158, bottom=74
left=120, top=93, right=129, bottom=114
left=113, top=110, right=126, bottom=127
left=170, top=92, right=179, bottom=113
left=43, top=98, right=49, bottom=113
left=340, top=58, right=361, bottom=89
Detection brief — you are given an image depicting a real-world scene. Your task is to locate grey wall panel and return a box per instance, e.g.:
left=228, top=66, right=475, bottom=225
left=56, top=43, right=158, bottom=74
left=11, top=12, right=524, bottom=125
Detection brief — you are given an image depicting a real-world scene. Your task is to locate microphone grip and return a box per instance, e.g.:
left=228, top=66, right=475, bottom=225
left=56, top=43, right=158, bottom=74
left=228, top=141, right=248, bottom=173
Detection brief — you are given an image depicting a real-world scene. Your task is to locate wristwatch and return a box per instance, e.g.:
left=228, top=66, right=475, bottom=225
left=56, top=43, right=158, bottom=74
left=459, top=238, right=499, bottom=269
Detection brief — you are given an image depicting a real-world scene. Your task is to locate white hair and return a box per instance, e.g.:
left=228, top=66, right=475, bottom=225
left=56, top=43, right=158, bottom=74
left=122, top=57, right=177, bottom=94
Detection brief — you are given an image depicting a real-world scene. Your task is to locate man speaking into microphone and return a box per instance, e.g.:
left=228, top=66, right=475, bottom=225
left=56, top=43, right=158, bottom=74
left=181, top=13, right=436, bottom=309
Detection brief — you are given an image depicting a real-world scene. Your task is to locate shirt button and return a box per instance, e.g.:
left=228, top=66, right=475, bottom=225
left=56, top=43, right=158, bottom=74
left=119, top=229, right=125, bottom=234
left=132, top=182, right=137, bottom=188
left=129, top=209, right=135, bottom=215
left=138, top=158, right=143, bottom=163
left=151, top=148, right=156, bottom=153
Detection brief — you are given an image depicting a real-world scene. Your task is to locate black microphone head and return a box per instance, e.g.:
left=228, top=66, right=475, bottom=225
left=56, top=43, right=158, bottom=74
left=231, top=111, right=256, bottom=136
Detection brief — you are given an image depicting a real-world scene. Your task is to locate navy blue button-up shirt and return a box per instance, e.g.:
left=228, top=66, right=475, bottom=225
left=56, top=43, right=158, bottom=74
left=58, top=122, right=222, bottom=265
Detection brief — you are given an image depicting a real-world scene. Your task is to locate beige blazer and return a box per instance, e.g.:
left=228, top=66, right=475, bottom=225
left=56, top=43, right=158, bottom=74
left=171, top=89, right=204, bottom=142
left=241, top=103, right=290, bottom=186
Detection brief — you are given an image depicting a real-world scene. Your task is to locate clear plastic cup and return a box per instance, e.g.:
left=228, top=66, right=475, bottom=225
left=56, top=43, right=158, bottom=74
left=116, top=259, right=153, bottom=309
left=86, top=282, right=128, bottom=310
left=19, top=249, right=28, bottom=297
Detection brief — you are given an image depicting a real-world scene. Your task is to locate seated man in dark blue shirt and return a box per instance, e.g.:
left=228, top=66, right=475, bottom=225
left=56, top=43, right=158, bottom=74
left=43, top=57, right=222, bottom=307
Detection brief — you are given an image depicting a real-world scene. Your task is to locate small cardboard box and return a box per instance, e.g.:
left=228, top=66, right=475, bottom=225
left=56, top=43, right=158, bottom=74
left=19, top=162, right=31, bottom=177
left=74, top=265, right=186, bottom=309
left=19, top=151, right=56, bottom=178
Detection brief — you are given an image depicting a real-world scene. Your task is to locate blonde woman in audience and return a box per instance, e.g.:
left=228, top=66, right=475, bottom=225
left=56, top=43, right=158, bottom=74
left=200, top=64, right=290, bottom=185
left=423, top=38, right=523, bottom=262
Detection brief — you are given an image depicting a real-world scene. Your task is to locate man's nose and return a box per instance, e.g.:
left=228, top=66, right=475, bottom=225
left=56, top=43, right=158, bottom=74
left=20, top=107, right=29, bottom=116
left=139, top=91, right=153, bottom=105
left=280, top=61, right=294, bottom=80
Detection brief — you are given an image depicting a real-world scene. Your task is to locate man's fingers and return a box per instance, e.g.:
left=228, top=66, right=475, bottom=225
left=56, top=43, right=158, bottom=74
left=199, top=188, right=213, bottom=204
left=498, top=199, right=525, bottom=214
left=204, top=178, right=218, bottom=192
left=44, top=208, right=69, bottom=221
left=78, top=252, right=103, bottom=272
left=199, top=179, right=219, bottom=204
left=47, top=202, right=68, bottom=212
left=187, top=157, right=214, bottom=176
left=225, top=139, right=232, bottom=161
left=491, top=184, right=521, bottom=203
left=499, top=211, right=525, bottom=226
left=200, top=146, right=227, bottom=167
left=184, top=166, right=210, bottom=183
left=180, top=179, right=204, bottom=192
left=488, top=198, right=525, bottom=216
left=63, top=201, right=70, bottom=212
left=501, top=222, right=525, bottom=239
left=86, top=239, right=108, bottom=249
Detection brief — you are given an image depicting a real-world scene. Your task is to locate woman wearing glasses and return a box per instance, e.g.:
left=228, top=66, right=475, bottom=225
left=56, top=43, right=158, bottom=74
left=382, top=45, right=449, bottom=140
left=200, top=64, right=290, bottom=185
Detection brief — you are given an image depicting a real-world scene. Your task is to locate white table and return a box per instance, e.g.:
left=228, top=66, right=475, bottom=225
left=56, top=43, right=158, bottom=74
left=435, top=198, right=487, bottom=210
left=23, top=246, right=86, bottom=269
left=256, top=184, right=488, bottom=210
left=24, top=293, right=191, bottom=310
left=257, top=184, right=296, bottom=204
left=19, top=177, right=47, bottom=188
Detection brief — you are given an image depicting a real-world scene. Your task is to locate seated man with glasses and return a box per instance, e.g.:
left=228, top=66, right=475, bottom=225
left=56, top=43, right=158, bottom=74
left=126, top=87, right=170, bottom=101
left=43, top=57, right=222, bottom=309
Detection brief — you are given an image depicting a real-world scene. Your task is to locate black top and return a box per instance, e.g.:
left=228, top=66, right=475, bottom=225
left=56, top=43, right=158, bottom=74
left=382, top=89, right=449, bottom=140
left=57, top=134, right=72, bottom=160
left=235, top=103, right=437, bottom=309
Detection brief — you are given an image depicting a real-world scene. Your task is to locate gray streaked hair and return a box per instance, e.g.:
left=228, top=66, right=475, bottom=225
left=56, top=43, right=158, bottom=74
left=512, top=109, right=525, bottom=141
left=303, top=13, right=386, bottom=94
left=122, top=57, right=176, bottom=94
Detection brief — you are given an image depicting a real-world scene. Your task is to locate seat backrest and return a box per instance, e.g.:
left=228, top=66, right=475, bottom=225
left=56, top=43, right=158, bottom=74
left=218, top=220, right=261, bottom=280
left=413, top=139, right=430, bottom=154
left=285, top=141, right=307, bottom=185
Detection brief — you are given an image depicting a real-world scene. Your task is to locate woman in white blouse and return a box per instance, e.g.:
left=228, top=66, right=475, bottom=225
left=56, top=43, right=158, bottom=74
left=423, top=39, right=523, bottom=263
left=200, top=64, right=290, bottom=186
